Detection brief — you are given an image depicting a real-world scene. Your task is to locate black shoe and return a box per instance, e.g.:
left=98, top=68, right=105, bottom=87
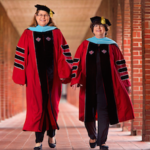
left=100, top=145, right=109, bottom=150
left=34, top=144, right=42, bottom=150
left=48, top=137, right=56, bottom=148
left=89, top=140, right=97, bottom=148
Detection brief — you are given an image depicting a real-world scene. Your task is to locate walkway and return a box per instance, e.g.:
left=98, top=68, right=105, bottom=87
left=0, top=102, right=150, bottom=150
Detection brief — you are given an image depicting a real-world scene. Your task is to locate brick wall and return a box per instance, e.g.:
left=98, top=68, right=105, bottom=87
left=116, top=3, right=123, bottom=52
left=122, top=0, right=132, bottom=132
left=131, top=0, right=143, bottom=135
left=0, top=2, right=26, bottom=121
left=142, top=0, right=150, bottom=141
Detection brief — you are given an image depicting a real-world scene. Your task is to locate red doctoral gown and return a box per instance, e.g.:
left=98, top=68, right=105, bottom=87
left=71, top=39, right=134, bottom=125
left=13, top=27, right=72, bottom=132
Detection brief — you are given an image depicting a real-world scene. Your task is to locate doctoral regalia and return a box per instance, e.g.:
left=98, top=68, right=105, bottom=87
left=13, top=25, right=72, bottom=132
left=71, top=37, right=134, bottom=125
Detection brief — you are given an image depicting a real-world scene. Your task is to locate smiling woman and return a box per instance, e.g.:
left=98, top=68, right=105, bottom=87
left=30, top=5, right=55, bottom=27
left=90, top=18, right=109, bottom=37
left=71, top=16, right=134, bottom=150
left=35, top=10, right=50, bottom=26
left=12, top=4, right=72, bottom=150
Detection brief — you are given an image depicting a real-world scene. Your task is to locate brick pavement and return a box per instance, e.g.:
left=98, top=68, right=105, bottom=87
left=0, top=102, right=150, bottom=150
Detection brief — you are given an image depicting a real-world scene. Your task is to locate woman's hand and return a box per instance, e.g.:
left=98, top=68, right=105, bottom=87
left=126, top=86, right=131, bottom=94
left=72, top=84, right=78, bottom=90
left=60, top=78, right=65, bottom=81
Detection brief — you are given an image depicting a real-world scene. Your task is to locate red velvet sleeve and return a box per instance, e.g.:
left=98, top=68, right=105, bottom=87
left=12, top=30, right=28, bottom=85
left=56, top=29, right=72, bottom=84
left=71, top=42, right=84, bottom=86
left=112, top=44, right=131, bottom=87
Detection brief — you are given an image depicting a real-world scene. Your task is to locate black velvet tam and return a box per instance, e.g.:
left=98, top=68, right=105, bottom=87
left=90, top=16, right=111, bottom=26
left=35, top=4, right=54, bottom=14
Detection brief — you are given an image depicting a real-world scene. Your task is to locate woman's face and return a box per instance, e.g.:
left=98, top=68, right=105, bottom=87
left=35, top=10, right=50, bottom=26
left=93, top=24, right=106, bottom=37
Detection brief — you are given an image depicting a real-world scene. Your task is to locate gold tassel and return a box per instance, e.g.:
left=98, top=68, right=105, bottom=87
left=101, top=17, right=106, bottom=24
left=50, top=9, right=53, bottom=18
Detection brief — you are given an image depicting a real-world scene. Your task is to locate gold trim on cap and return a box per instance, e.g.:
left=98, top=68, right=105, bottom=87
left=50, top=9, right=53, bottom=18
left=101, top=16, right=106, bottom=24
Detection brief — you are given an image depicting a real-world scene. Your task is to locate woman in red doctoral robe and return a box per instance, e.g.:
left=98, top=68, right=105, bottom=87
left=71, top=16, right=134, bottom=150
left=12, top=4, right=72, bottom=150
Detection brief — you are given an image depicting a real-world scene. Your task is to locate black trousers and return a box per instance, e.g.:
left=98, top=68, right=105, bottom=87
left=35, top=128, right=55, bottom=143
left=35, top=113, right=56, bottom=143
left=84, top=94, right=109, bottom=146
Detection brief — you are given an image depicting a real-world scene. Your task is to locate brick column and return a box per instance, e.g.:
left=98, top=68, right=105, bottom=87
left=131, top=0, right=143, bottom=135
left=7, top=27, right=11, bottom=118
left=0, top=9, right=5, bottom=121
left=4, top=19, right=9, bottom=119
left=123, top=0, right=132, bottom=131
left=116, top=3, right=123, bottom=52
left=142, top=0, right=150, bottom=141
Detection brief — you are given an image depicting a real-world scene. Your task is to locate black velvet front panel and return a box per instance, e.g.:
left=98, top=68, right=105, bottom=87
left=85, top=42, right=119, bottom=125
left=33, top=30, right=58, bottom=129
left=85, top=42, right=97, bottom=122
left=33, top=31, right=51, bottom=108
left=99, top=44, right=118, bottom=125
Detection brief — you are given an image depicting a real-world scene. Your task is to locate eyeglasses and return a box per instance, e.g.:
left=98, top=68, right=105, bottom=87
left=36, top=14, right=50, bottom=18
left=94, top=24, right=104, bottom=27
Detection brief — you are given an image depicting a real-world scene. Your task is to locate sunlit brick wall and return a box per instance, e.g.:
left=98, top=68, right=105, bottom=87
left=142, top=0, right=150, bottom=141
left=116, top=3, right=123, bottom=52
left=131, top=0, right=143, bottom=135
left=122, top=0, right=132, bottom=132
left=0, top=2, right=26, bottom=121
